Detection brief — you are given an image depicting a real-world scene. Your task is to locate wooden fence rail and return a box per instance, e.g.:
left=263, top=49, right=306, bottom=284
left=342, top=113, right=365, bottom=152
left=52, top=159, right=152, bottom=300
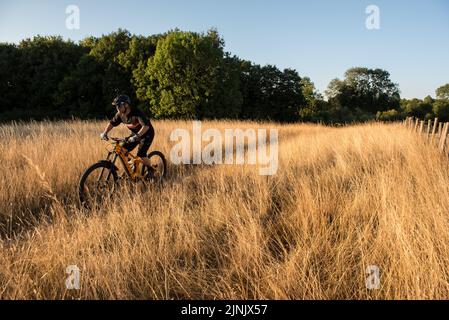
left=403, top=116, right=449, bottom=153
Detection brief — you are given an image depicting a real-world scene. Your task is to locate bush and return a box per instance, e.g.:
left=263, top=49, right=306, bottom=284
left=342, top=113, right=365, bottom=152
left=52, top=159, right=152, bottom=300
left=376, top=109, right=403, bottom=121
left=433, top=100, right=449, bottom=122
left=402, top=99, right=432, bottom=118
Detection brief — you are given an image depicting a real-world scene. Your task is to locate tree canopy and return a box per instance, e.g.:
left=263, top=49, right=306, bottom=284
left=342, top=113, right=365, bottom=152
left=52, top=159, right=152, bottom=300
left=0, top=29, right=444, bottom=124
left=326, top=67, right=400, bottom=113
left=436, top=84, right=449, bottom=101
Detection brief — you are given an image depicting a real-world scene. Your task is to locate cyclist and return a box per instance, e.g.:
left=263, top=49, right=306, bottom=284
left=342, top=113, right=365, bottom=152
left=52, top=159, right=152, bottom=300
left=100, top=95, right=155, bottom=170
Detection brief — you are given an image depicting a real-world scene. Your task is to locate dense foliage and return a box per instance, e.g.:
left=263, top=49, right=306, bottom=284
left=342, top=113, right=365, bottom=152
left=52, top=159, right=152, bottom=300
left=0, top=29, right=447, bottom=123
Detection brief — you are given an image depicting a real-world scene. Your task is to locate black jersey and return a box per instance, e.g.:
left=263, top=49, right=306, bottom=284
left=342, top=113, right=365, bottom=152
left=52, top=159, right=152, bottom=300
left=110, top=108, right=152, bottom=135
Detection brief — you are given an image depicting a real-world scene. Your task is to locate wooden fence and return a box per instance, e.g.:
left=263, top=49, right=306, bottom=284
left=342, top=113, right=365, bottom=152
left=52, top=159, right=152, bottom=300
left=403, top=117, right=449, bottom=153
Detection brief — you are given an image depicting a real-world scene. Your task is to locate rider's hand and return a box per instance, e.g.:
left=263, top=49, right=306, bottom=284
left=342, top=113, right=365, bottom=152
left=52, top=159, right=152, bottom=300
left=128, top=134, right=140, bottom=143
left=100, top=132, right=109, bottom=141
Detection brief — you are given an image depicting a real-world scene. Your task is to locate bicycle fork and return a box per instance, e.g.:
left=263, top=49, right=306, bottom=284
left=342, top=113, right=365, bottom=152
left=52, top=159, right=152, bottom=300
left=97, top=152, right=118, bottom=182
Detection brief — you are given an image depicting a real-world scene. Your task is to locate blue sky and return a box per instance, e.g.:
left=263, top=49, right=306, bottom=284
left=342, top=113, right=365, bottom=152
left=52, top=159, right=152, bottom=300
left=0, top=0, right=448, bottom=99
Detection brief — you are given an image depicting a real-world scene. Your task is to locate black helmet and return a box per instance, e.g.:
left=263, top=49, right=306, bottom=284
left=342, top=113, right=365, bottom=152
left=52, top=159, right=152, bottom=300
left=112, top=95, right=131, bottom=107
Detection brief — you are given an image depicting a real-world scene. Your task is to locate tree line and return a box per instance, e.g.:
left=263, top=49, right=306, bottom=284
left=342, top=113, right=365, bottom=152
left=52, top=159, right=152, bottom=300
left=0, top=28, right=448, bottom=123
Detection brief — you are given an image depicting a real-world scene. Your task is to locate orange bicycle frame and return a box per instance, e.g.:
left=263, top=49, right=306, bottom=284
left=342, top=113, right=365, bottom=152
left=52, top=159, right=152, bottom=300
left=108, top=142, right=144, bottom=181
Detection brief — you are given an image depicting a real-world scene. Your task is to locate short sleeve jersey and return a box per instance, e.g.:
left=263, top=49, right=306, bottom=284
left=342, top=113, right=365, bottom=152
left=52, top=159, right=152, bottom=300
left=110, top=108, right=151, bottom=135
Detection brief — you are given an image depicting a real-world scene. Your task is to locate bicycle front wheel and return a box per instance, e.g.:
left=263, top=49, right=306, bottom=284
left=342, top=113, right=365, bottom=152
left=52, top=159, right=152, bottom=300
left=78, top=161, right=118, bottom=209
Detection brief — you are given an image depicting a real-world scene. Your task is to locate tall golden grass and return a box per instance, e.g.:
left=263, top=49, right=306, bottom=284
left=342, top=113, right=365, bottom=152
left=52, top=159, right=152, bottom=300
left=1, top=119, right=449, bottom=299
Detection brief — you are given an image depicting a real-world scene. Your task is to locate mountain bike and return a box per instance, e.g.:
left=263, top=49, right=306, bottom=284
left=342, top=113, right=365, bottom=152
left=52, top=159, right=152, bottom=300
left=78, top=137, right=167, bottom=208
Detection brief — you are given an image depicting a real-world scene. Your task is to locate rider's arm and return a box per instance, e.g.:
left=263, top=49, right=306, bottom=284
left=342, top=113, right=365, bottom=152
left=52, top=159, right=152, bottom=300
left=109, top=112, right=123, bottom=127
left=136, top=118, right=149, bottom=138
left=101, top=112, right=122, bottom=138
left=103, top=122, right=114, bottom=134
left=106, top=112, right=124, bottom=132
left=134, top=111, right=151, bottom=139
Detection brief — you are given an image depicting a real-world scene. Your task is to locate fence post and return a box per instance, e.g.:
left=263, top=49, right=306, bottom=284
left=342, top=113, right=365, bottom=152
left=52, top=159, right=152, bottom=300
left=414, top=118, right=420, bottom=132
left=426, top=119, right=432, bottom=140
left=438, top=122, right=443, bottom=137
left=439, top=123, right=449, bottom=152
left=431, top=118, right=439, bottom=143
left=419, top=120, right=425, bottom=134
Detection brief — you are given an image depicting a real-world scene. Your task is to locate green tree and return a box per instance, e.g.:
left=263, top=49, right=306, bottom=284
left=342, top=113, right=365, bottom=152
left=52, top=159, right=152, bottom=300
left=135, top=29, right=241, bottom=119
left=84, top=29, right=135, bottom=104
left=300, top=77, right=322, bottom=104
left=54, top=55, right=107, bottom=118
left=55, top=29, right=153, bottom=118
left=16, top=36, right=85, bottom=118
left=433, top=100, right=449, bottom=122
left=298, top=77, right=328, bottom=122
left=325, top=67, right=400, bottom=114
left=0, top=29, right=416, bottom=124
left=376, top=109, right=403, bottom=121
left=423, top=95, right=434, bottom=105
left=401, top=98, right=433, bottom=118
left=271, top=68, right=305, bottom=122
left=239, top=62, right=305, bottom=122
left=0, top=44, right=24, bottom=118
left=238, top=61, right=265, bottom=119
left=436, top=84, right=449, bottom=100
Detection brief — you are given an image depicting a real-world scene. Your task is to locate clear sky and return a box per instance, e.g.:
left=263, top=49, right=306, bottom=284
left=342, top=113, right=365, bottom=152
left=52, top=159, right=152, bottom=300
left=0, top=0, right=448, bottom=99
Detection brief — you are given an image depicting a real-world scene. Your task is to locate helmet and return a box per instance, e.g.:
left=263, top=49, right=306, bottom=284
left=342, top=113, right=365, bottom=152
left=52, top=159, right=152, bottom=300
left=112, top=95, right=131, bottom=107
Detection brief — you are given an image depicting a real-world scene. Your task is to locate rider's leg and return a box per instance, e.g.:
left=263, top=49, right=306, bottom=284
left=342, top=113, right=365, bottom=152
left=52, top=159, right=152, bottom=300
left=137, top=128, right=155, bottom=169
left=122, top=140, right=140, bottom=158
left=119, top=140, right=140, bottom=177
left=141, top=156, right=152, bottom=168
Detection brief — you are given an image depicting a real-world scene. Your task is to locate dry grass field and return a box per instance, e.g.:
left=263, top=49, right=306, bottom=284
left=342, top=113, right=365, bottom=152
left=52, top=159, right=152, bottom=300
left=1, top=119, right=449, bottom=299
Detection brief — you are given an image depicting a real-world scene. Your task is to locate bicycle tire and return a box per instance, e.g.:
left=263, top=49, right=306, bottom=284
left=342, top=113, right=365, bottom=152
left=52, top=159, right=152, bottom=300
left=78, top=161, right=118, bottom=209
left=144, top=150, right=168, bottom=181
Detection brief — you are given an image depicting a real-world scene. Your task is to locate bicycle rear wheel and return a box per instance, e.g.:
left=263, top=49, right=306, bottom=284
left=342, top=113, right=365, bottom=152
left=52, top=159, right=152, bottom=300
left=142, top=151, right=167, bottom=183
left=79, top=161, right=118, bottom=209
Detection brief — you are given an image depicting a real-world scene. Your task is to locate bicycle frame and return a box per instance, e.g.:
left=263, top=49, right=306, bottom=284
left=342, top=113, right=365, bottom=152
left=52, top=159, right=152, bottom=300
left=105, top=141, right=144, bottom=181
